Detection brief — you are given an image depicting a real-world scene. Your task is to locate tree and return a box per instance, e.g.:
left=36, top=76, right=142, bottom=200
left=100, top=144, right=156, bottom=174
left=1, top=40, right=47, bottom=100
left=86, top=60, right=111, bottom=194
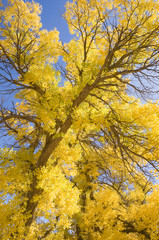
left=0, top=0, right=159, bottom=239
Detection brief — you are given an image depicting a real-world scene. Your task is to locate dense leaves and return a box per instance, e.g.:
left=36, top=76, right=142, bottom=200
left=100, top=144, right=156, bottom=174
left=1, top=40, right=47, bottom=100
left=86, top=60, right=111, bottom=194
left=0, top=0, right=159, bottom=239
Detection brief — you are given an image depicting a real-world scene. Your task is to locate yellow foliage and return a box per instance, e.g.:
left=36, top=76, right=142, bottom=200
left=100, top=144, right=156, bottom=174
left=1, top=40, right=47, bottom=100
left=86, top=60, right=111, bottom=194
left=0, top=0, right=159, bottom=239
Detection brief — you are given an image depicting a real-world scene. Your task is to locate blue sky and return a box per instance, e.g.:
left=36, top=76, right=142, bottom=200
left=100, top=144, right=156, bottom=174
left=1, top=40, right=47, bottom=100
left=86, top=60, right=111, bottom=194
left=36, top=0, right=71, bottom=42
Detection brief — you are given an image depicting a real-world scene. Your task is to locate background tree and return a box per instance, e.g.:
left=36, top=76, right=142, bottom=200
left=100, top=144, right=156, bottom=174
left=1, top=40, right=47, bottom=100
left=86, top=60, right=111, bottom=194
left=0, top=0, right=159, bottom=239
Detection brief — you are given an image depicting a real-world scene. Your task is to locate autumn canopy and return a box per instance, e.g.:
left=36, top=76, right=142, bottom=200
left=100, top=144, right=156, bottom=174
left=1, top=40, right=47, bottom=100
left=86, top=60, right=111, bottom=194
left=0, top=0, right=159, bottom=239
